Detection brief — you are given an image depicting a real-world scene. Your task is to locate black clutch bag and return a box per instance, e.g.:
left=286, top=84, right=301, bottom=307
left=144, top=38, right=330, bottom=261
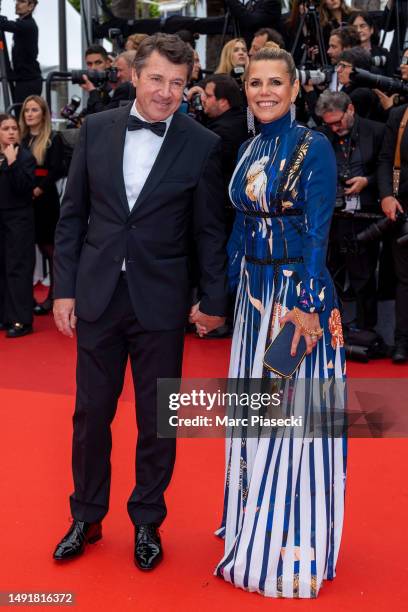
left=263, top=322, right=307, bottom=378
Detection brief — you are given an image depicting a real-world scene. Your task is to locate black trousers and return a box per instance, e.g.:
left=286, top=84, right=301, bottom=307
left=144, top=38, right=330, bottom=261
left=13, top=78, right=43, bottom=105
left=70, top=274, right=185, bottom=526
left=392, top=236, right=408, bottom=343
left=328, top=215, right=379, bottom=330
left=0, top=207, right=35, bottom=325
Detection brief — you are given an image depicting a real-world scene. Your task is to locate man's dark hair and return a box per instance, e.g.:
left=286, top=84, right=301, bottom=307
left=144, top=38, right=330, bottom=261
left=253, top=27, right=285, bottom=49
left=202, top=74, right=242, bottom=109
left=339, top=47, right=371, bottom=71
left=133, top=33, right=194, bottom=81
left=85, top=44, right=109, bottom=60
left=330, top=26, right=361, bottom=50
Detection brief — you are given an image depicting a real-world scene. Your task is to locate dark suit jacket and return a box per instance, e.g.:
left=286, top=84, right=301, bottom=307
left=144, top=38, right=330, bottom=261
left=54, top=103, right=229, bottom=330
left=0, top=146, right=36, bottom=210
left=378, top=103, right=408, bottom=203
left=205, top=107, right=248, bottom=193
left=320, top=115, right=385, bottom=211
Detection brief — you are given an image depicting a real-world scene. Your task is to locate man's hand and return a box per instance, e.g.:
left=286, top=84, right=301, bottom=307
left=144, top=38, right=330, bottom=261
left=344, top=176, right=368, bottom=195
left=3, top=144, right=18, bottom=166
left=80, top=75, right=96, bottom=92
left=53, top=298, right=77, bottom=338
left=381, top=195, right=404, bottom=221
left=373, top=89, right=397, bottom=111
left=186, top=85, right=204, bottom=102
left=189, top=303, right=226, bottom=338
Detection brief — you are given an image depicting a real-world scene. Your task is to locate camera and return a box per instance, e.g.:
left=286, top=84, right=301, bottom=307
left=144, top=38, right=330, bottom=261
left=350, top=68, right=408, bottom=97
left=70, top=67, right=118, bottom=87
left=60, top=95, right=82, bottom=128
left=356, top=211, right=408, bottom=244
left=335, top=167, right=352, bottom=209
left=297, top=66, right=334, bottom=87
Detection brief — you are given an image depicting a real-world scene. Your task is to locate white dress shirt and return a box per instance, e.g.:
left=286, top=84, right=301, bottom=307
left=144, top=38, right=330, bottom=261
left=123, top=102, right=173, bottom=212
left=122, top=103, right=173, bottom=269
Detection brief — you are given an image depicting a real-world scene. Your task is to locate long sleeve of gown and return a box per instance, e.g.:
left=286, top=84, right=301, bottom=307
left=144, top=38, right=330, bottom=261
left=296, top=133, right=336, bottom=314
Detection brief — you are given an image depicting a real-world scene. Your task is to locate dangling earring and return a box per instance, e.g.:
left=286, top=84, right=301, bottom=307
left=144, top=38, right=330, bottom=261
left=290, top=102, right=296, bottom=123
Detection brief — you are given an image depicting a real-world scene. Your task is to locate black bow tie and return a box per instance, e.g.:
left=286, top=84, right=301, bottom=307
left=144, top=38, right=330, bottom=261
left=127, top=115, right=166, bottom=137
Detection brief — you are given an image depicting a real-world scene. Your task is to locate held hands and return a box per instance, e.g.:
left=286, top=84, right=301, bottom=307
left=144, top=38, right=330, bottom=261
left=53, top=299, right=77, bottom=338
left=280, top=308, right=322, bottom=356
left=381, top=195, right=404, bottom=221
left=344, top=176, right=368, bottom=195
left=3, top=144, right=18, bottom=166
left=33, top=187, right=44, bottom=199
left=189, top=302, right=226, bottom=338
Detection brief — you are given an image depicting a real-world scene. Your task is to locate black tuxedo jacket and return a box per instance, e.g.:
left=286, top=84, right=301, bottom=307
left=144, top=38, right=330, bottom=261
left=320, top=115, right=385, bottom=212
left=54, top=104, right=229, bottom=330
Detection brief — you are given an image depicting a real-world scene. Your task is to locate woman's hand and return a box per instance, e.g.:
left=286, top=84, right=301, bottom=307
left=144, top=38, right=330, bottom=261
left=280, top=308, right=322, bottom=356
left=3, top=144, right=18, bottom=166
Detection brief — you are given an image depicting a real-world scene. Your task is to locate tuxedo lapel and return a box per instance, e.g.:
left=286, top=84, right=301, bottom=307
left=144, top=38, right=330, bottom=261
left=129, top=113, right=188, bottom=216
left=109, top=103, right=133, bottom=217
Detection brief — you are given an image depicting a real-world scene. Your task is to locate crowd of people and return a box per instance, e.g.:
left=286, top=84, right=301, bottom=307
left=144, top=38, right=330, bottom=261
left=1, top=0, right=408, bottom=361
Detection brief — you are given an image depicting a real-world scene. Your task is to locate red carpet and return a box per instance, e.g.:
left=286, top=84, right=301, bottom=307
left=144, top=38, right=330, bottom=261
left=1, top=304, right=407, bottom=611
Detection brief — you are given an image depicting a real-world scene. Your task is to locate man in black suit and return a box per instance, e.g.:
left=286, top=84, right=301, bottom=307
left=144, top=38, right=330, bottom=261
left=316, top=90, right=385, bottom=332
left=52, top=34, right=228, bottom=570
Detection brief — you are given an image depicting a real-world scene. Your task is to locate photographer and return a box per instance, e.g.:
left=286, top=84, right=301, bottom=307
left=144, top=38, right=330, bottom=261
left=336, top=47, right=385, bottom=121
left=377, top=101, right=408, bottom=362
left=215, top=38, right=249, bottom=83
left=316, top=90, right=385, bottom=332
left=80, top=45, right=114, bottom=116
left=108, top=50, right=136, bottom=108
left=349, top=11, right=391, bottom=76
left=301, top=26, right=360, bottom=123
left=374, top=47, right=408, bottom=114
left=0, top=0, right=42, bottom=104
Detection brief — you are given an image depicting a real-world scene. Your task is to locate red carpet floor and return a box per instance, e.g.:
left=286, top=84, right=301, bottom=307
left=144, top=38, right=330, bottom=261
left=1, top=304, right=408, bottom=611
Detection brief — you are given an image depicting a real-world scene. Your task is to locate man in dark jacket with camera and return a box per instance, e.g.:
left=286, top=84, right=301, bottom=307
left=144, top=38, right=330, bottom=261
left=316, top=90, right=385, bottom=333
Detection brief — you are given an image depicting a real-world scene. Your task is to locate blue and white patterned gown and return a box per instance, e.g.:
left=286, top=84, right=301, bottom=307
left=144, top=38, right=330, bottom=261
left=215, top=111, right=347, bottom=598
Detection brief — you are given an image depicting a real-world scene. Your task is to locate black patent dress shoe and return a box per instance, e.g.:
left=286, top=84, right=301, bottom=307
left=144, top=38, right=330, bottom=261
left=6, top=323, right=33, bottom=338
left=134, top=524, right=162, bottom=571
left=392, top=342, right=408, bottom=364
left=53, top=520, right=102, bottom=561
left=33, top=301, right=52, bottom=316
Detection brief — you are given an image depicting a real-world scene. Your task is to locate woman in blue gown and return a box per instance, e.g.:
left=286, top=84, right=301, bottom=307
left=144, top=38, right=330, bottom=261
left=215, top=47, right=347, bottom=599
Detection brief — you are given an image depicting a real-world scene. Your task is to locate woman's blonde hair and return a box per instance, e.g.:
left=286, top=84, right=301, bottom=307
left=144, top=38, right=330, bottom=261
left=19, top=95, right=52, bottom=166
left=319, top=0, right=352, bottom=29
left=215, top=38, right=247, bottom=74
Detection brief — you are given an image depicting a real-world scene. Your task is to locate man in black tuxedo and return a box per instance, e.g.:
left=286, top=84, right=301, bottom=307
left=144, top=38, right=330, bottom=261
left=52, top=34, right=228, bottom=570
